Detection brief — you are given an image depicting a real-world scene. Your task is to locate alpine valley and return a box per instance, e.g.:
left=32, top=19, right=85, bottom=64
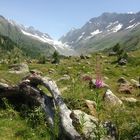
left=0, top=11, right=140, bottom=140
left=0, top=12, right=140, bottom=57
left=0, top=15, right=75, bottom=58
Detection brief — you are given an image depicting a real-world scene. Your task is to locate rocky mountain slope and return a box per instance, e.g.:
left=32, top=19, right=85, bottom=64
left=60, top=12, right=140, bottom=53
left=1, top=12, right=140, bottom=57
left=0, top=15, right=75, bottom=57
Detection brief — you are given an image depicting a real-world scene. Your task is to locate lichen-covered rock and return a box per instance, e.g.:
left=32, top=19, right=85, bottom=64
left=117, top=77, right=133, bottom=94
left=104, top=89, right=123, bottom=106
left=121, top=97, right=137, bottom=103
left=57, top=74, right=71, bottom=81
left=118, top=83, right=133, bottom=94
left=118, top=58, right=127, bottom=65
left=30, top=69, right=43, bottom=75
left=71, top=110, right=115, bottom=140
left=85, top=100, right=97, bottom=116
left=130, top=79, right=140, bottom=88
left=9, top=63, right=29, bottom=74
left=71, top=110, right=97, bottom=139
left=117, top=77, right=129, bottom=84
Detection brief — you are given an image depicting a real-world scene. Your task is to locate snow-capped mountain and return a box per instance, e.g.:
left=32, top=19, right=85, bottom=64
left=19, top=26, right=76, bottom=55
left=59, top=12, right=140, bottom=53
left=0, top=15, right=76, bottom=56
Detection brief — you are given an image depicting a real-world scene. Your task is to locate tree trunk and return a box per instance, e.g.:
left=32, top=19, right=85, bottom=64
left=0, top=74, right=82, bottom=140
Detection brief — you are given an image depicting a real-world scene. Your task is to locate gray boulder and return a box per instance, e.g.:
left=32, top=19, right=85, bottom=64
left=9, top=63, right=29, bottom=74
left=117, top=77, right=129, bottom=84
left=57, top=74, right=71, bottom=81
left=121, top=97, right=137, bottom=103
left=130, top=79, right=140, bottom=88
left=118, top=58, right=127, bottom=65
left=71, top=110, right=97, bottom=139
left=71, top=110, right=115, bottom=140
left=104, top=89, right=123, bottom=106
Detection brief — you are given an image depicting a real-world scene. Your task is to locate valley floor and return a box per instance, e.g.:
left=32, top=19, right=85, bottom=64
left=0, top=50, right=140, bottom=140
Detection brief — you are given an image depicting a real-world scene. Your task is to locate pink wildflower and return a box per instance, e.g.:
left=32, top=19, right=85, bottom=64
left=95, top=79, right=103, bottom=88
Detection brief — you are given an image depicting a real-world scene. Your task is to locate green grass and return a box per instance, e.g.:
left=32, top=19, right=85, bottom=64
left=0, top=49, right=140, bottom=139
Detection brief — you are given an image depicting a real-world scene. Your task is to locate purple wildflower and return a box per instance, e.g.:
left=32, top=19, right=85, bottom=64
left=95, top=79, right=103, bottom=88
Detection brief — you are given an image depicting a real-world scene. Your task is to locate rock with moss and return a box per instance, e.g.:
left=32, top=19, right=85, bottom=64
left=103, top=89, right=123, bottom=106
left=121, top=97, right=138, bottom=103
left=71, top=110, right=98, bottom=139
left=9, top=63, right=29, bottom=74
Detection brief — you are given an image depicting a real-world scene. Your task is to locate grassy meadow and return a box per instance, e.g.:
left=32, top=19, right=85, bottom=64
left=0, top=50, right=140, bottom=140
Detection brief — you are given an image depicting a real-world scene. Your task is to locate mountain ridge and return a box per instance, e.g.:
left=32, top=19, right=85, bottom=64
left=59, top=11, right=140, bottom=53
left=1, top=12, right=140, bottom=57
left=0, top=15, right=77, bottom=57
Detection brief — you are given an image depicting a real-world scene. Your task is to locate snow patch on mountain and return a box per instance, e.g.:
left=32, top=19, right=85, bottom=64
left=8, top=20, right=16, bottom=26
left=88, top=21, right=92, bottom=24
left=91, top=29, right=102, bottom=36
left=127, top=12, right=135, bottom=14
left=21, top=29, right=68, bottom=50
left=85, top=29, right=102, bottom=40
left=110, top=24, right=123, bottom=32
left=21, top=29, right=52, bottom=43
left=77, top=32, right=85, bottom=41
left=129, top=18, right=135, bottom=23
left=126, top=24, right=136, bottom=29
left=126, top=22, right=140, bottom=30
left=106, top=21, right=119, bottom=28
left=135, top=22, right=140, bottom=27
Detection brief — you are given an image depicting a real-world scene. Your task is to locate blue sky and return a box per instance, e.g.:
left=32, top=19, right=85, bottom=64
left=0, top=0, right=140, bottom=39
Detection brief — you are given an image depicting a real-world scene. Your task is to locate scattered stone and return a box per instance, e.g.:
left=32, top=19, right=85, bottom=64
left=86, top=61, right=91, bottom=65
left=71, top=110, right=115, bottom=140
left=9, top=63, right=29, bottom=74
left=130, top=79, right=140, bottom=88
left=67, top=67, right=72, bottom=70
left=118, top=84, right=133, bottom=94
left=80, top=54, right=86, bottom=59
left=0, top=82, right=9, bottom=88
left=118, top=58, right=127, bottom=65
left=0, top=79, right=7, bottom=83
left=0, top=59, right=8, bottom=64
left=121, top=97, right=137, bottom=103
left=85, top=100, right=97, bottom=116
left=109, top=52, right=117, bottom=56
left=103, top=121, right=117, bottom=140
left=117, top=77, right=133, bottom=94
left=57, top=74, right=71, bottom=81
left=48, top=68, right=55, bottom=74
left=71, top=110, right=97, bottom=139
left=133, top=134, right=140, bottom=140
left=117, top=77, right=129, bottom=84
left=30, top=69, right=43, bottom=75
left=103, top=89, right=123, bottom=106
left=104, top=76, right=109, bottom=80
left=104, top=60, right=110, bottom=64
left=85, top=54, right=92, bottom=59
left=60, top=87, right=68, bottom=92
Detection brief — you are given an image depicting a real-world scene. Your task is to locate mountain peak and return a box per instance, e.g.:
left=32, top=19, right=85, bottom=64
left=101, top=12, right=117, bottom=16
left=60, top=11, right=140, bottom=53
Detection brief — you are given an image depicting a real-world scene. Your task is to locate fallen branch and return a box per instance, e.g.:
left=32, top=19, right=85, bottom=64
left=0, top=74, right=82, bottom=140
